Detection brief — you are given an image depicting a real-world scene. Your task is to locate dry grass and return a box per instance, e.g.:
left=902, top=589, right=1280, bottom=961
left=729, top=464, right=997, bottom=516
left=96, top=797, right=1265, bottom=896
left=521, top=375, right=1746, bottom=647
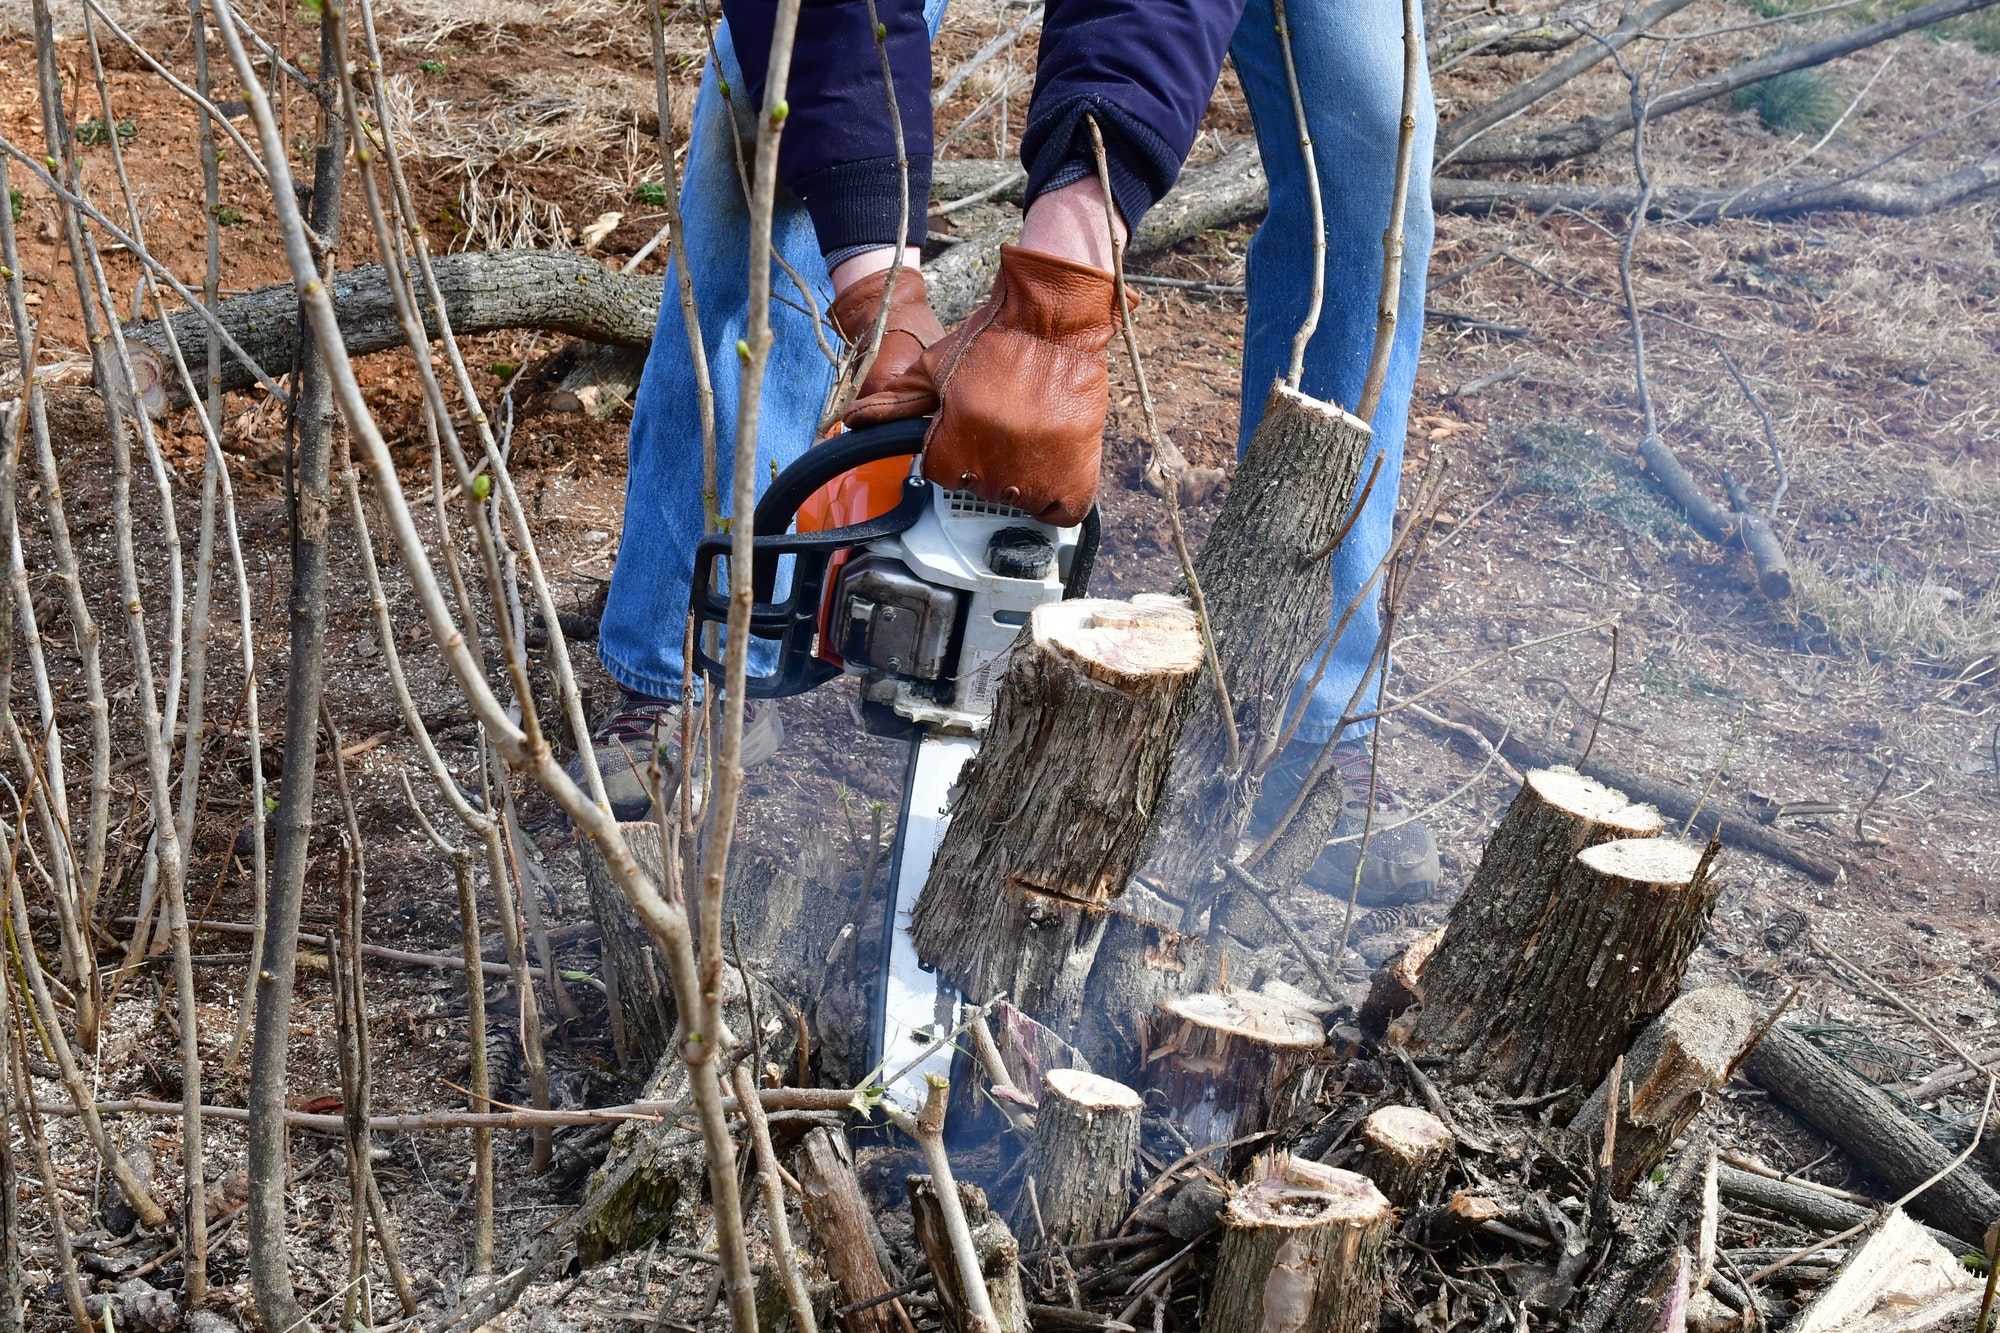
left=1792, top=557, right=2000, bottom=665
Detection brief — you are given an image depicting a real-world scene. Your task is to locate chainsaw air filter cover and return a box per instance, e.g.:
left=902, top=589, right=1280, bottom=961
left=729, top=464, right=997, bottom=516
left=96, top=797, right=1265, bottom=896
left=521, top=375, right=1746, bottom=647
left=832, top=554, right=960, bottom=681
left=985, top=526, right=1057, bottom=580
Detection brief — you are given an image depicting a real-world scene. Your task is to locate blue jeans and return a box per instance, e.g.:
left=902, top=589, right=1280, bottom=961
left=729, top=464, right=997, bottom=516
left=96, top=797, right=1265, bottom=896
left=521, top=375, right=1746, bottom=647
left=602, top=0, right=1435, bottom=746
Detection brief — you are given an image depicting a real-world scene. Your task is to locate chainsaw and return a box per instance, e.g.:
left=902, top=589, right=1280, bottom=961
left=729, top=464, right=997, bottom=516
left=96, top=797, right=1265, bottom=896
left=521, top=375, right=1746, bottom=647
left=690, top=418, right=1099, bottom=1111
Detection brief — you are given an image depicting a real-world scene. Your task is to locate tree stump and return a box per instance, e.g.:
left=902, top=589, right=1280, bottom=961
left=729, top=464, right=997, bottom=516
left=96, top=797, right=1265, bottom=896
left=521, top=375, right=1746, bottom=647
left=1070, top=880, right=1207, bottom=1081
left=1427, top=833, right=1721, bottom=1097
left=797, top=1128, right=902, bottom=1333
left=1007, top=1069, right=1142, bottom=1247
left=911, top=596, right=1204, bottom=1033
left=1203, top=1156, right=1392, bottom=1333
left=1572, top=985, right=1760, bottom=1197
left=1143, top=382, right=1375, bottom=899
left=1141, top=990, right=1326, bottom=1148
left=908, top=1176, right=1029, bottom=1333
left=1355, top=1106, right=1454, bottom=1207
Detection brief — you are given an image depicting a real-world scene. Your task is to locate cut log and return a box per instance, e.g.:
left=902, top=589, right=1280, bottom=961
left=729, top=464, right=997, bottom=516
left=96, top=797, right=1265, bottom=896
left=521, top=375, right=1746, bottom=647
left=1791, top=1208, right=1973, bottom=1333
left=1203, top=1156, right=1392, bottom=1333
left=911, top=596, right=1204, bottom=1034
left=908, top=1176, right=1029, bottom=1333
left=1358, top=926, right=1444, bottom=1036
left=1140, top=382, right=1375, bottom=900
left=1007, top=1070, right=1142, bottom=1247
left=1742, top=1024, right=2000, bottom=1245
left=798, top=1128, right=901, bottom=1333
left=1572, top=986, right=1761, bottom=1197
left=1354, top=1106, right=1454, bottom=1207
left=1415, top=767, right=1663, bottom=1076
left=1141, top=989, right=1326, bottom=1149
left=1418, top=780, right=1721, bottom=1098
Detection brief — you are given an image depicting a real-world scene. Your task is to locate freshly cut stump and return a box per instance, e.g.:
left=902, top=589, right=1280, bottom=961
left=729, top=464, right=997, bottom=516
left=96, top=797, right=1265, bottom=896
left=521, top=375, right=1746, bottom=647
left=1573, top=985, right=1759, bottom=1197
left=1007, top=1069, right=1142, bottom=1246
left=1203, top=1156, right=1391, bottom=1333
left=912, top=596, right=1203, bottom=1033
left=1142, top=990, right=1326, bottom=1148
left=1355, top=1106, right=1454, bottom=1207
left=1145, top=382, right=1375, bottom=898
left=1415, top=768, right=1672, bottom=1088
left=1432, top=835, right=1720, bottom=1097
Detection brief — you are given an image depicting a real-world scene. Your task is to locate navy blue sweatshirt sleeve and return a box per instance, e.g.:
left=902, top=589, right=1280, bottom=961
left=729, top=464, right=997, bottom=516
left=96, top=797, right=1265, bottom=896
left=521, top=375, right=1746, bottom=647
left=723, top=0, right=934, bottom=258
left=1020, top=0, right=1249, bottom=232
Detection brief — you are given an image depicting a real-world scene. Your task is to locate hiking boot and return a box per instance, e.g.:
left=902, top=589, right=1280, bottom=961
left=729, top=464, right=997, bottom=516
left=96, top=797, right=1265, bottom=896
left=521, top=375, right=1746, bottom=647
left=566, top=689, right=783, bottom=822
left=1249, top=736, right=1441, bottom=908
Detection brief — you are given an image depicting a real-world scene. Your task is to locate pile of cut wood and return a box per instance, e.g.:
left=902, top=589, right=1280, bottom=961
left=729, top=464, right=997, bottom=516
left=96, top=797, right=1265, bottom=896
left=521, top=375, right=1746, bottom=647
left=572, top=753, right=1999, bottom=1333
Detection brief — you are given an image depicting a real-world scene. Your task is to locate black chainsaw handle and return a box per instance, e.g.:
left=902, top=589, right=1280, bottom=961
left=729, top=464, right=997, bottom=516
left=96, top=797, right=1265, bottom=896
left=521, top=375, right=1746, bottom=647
left=751, top=417, right=930, bottom=537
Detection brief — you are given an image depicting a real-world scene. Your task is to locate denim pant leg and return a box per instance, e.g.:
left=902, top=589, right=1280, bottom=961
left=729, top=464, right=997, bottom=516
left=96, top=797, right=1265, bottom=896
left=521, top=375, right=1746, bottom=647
left=600, top=2, right=949, bottom=700
left=1229, top=0, right=1436, bottom=745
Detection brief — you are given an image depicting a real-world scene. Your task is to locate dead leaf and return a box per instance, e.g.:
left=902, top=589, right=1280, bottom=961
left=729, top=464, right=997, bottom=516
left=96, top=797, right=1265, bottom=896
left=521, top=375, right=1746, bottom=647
left=578, top=210, right=623, bottom=251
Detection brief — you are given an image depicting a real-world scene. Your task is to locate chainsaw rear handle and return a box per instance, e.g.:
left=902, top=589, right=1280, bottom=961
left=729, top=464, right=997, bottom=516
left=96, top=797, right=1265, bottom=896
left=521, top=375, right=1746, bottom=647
left=689, top=417, right=1102, bottom=697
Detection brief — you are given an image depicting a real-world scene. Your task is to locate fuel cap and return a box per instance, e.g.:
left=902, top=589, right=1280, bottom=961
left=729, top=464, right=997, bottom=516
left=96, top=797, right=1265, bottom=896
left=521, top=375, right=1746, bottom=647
left=986, top=526, right=1056, bottom=580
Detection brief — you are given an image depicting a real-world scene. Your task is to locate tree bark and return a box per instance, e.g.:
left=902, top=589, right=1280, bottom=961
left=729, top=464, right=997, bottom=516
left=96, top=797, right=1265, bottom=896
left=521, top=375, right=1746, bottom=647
left=127, top=249, right=666, bottom=403
left=1141, top=990, right=1326, bottom=1149
left=798, top=1128, right=901, bottom=1333
left=1415, top=766, right=1665, bottom=1085
left=1203, top=1156, right=1392, bottom=1333
left=1429, top=833, right=1721, bottom=1098
left=1355, top=1106, right=1454, bottom=1207
left=1141, top=382, right=1375, bottom=900
left=1572, top=986, right=1760, bottom=1198
left=911, top=596, right=1204, bottom=1034
left=1358, top=926, right=1443, bottom=1037
left=247, top=27, right=344, bottom=1332
left=1070, top=881, right=1207, bottom=1083
left=1008, top=1070, right=1143, bottom=1247
left=1741, top=1024, right=2000, bottom=1245
left=908, top=1176, right=1029, bottom=1333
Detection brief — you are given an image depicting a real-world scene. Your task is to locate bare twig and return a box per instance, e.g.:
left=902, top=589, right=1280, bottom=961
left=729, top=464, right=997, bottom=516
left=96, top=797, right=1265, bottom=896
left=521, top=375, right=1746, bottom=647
left=892, top=1077, right=999, bottom=1333
left=1086, top=115, right=1239, bottom=769
left=1220, top=861, right=1342, bottom=1001
left=731, top=1062, right=818, bottom=1333
left=1357, top=0, right=1424, bottom=422
left=1271, top=0, right=1325, bottom=389
left=1579, top=624, right=1620, bottom=765
left=1682, top=705, right=1747, bottom=837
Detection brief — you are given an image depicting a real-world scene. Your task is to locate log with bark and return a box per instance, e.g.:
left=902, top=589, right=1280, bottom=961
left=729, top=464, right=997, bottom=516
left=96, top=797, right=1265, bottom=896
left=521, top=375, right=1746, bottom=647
left=1354, top=1106, right=1454, bottom=1207
left=1006, top=1070, right=1142, bottom=1247
left=911, top=596, right=1203, bottom=1035
left=1204, top=1156, right=1392, bottom=1333
left=1419, top=823, right=1722, bottom=1098
left=1742, top=1023, right=2000, bottom=1245
left=1141, top=989, right=1327, bottom=1149
left=908, top=1176, right=1030, bottom=1333
left=1416, top=767, right=1662, bottom=1076
left=798, top=1127, right=905, bottom=1333
left=1138, top=381, right=1375, bottom=900
left=1572, top=985, right=1760, bottom=1197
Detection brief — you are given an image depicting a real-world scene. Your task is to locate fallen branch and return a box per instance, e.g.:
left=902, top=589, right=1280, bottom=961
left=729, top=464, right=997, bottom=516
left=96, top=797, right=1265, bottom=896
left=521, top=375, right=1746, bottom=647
left=1432, top=158, right=2000, bottom=219
left=1448, top=0, right=2000, bottom=165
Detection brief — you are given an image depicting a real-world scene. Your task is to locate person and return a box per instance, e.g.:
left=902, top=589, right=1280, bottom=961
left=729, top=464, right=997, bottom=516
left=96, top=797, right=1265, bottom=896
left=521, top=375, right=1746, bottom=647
left=584, top=0, right=1441, bottom=906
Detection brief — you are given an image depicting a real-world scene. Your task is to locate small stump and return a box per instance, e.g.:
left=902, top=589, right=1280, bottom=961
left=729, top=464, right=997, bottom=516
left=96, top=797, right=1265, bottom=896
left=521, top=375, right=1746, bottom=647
left=1142, top=990, right=1325, bottom=1148
left=1204, top=1156, right=1391, bottom=1333
left=1008, top=1069, right=1142, bottom=1247
left=1355, top=1106, right=1454, bottom=1207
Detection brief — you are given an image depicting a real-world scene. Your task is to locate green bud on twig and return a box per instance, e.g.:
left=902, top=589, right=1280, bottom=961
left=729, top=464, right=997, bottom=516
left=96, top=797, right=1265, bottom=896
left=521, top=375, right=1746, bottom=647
left=771, top=100, right=789, bottom=123
left=875, top=21, right=887, bottom=39
left=471, top=474, right=492, bottom=500
left=736, top=339, right=751, bottom=362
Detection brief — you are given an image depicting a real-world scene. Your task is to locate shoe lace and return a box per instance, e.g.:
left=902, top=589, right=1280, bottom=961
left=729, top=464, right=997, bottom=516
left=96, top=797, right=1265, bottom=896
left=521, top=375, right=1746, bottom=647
left=600, top=699, right=679, bottom=746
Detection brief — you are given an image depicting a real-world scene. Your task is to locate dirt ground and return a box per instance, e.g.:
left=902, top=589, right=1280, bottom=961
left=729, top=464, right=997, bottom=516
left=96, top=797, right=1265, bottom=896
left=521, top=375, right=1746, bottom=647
left=1, top=0, right=1997, bottom=1327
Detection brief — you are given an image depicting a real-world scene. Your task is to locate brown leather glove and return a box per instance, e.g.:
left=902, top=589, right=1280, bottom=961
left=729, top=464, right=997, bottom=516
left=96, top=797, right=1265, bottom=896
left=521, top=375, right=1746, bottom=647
left=846, top=244, right=1123, bottom=527
left=829, top=266, right=946, bottom=402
